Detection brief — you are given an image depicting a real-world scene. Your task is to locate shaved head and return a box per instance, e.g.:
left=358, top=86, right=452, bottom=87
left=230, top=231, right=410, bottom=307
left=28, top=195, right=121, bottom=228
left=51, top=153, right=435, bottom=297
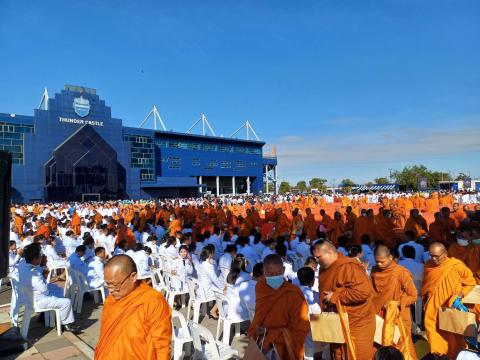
left=374, top=244, right=394, bottom=270
left=374, top=244, right=391, bottom=257
left=312, top=240, right=338, bottom=268
left=429, top=242, right=446, bottom=253
left=263, top=254, right=285, bottom=277
left=428, top=242, right=448, bottom=265
left=104, top=255, right=138, bottom=300
left=105, top=254, right=137, bottom=275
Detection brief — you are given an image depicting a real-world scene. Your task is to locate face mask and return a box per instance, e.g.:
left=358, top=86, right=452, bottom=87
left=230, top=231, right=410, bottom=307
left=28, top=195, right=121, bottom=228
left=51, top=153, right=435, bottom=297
left=472, top=239, right=480, bottom=245
left=266, top=275, right=284, bottom=290
left=209, top=258, right=216, bottom=264
left=457, top=238, right=469, bottom=247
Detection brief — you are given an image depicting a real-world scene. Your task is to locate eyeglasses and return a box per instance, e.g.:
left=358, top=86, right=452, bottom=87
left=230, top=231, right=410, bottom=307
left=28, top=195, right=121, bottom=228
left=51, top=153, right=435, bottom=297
left=106, top=272, right=134, bottom=292
left=429, top=251, right=446, bottom=260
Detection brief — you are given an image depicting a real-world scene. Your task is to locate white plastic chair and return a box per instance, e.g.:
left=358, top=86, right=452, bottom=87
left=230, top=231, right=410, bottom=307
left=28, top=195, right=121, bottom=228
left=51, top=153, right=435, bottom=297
left=151, top=268, right=167, bottom=294
left=46, top=256, right=68, bottom=283
left=214, top=292, right=248, bottom=344
left=164, top=272, right=189, bottom=308
left=16, top=281, right=62, bottom=339
left=69, top=269, right=105, bottom=313
left=172, top=310, right=193, bottom=360
left=189, top=321, right=239, bottom=360
left=186, top=277, right=216, bottom=323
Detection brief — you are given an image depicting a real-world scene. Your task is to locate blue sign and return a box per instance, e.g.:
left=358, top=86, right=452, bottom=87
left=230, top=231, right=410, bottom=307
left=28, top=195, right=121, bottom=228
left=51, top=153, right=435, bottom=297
left=73, top=96, right=90, bottom=117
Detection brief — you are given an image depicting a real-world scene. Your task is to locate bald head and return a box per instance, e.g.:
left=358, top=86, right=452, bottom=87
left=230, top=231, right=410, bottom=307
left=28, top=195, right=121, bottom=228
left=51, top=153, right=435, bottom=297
left=105, top=254, right=137, bottom=275
left=428, top=242, right=448, bottom=265
left=312, top=240, right=338, bottom=268
left=374, top=244, right=394, bottom=270
left=263, top=254, right=285, bottom=278
left=264, top=254, right=284, bottom=268
left=374, top=244, right=391, bottom=257
left=429, top=242, right=446, bottom=253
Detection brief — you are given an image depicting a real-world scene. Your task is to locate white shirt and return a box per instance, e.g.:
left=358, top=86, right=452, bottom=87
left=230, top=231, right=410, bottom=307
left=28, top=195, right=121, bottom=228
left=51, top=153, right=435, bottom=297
left=198, top=260, right=224, bottom=299
left=87, top=256, right=105, bottom=288
left=170, top=257, right=194, bottom=291
left=398, top=258, right=424, bottom=290
left=145, top=242, right=159, bottom=254
left=261, top=247, right=275, bottom=261
left=132, top=250, right=151, bottom=277
left=296, top=242, right=312, bottom=259
left=67, top=253, right=88, bottom=275
left=225, top=272, right=251, bottom=321
left=399, top=241, right=424, bottom=263
left=18, top=260, right=49, bottom=303
left=238, top=279, right=257, bottom=318
left=238, top=245, right=259, bottom=272
left=218, top=253, right=233, bottom=279
left=113, top=247, right=125, bottom=256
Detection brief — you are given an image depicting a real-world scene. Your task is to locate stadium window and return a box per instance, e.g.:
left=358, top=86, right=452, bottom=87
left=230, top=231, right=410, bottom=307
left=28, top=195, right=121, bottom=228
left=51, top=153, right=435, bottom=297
left=192, top=158, right=200, bottom=166
left=220, top=161, right=231, bottom=168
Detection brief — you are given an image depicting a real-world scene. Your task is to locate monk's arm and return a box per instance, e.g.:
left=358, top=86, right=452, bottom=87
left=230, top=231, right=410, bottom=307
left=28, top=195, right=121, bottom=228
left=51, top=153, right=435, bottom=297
left=148, top=299, right=172, bottom=360
left=330, top=264, right=372, bottom=305
left=400, top=272, right=418, bottom=310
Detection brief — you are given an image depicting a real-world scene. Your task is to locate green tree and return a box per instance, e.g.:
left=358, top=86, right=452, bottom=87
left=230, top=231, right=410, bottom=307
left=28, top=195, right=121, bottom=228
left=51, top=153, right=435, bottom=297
left=309, top=178, right=327, bottom=192
left=365, top=181, right=374, bottom=187
left=392, top=165, right=452, bottom=190
left=374, top=177, right=389, bottom=184
left=340, top=178, right=356, bottom=192
left=279, top=181, right=291, bottom=194
left=455, top=172, right=469, bottom=181
left=296, top=181, right=308, bottom=192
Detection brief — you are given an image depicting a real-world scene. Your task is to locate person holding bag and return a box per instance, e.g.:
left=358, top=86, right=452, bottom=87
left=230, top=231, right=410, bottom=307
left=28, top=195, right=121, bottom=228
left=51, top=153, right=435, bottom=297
left=246, top=254, right=310, bottom=360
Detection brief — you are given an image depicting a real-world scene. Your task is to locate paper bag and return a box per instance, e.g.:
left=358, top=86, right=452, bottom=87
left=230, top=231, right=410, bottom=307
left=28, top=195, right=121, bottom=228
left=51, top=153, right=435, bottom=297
left=438, top=307, right=477, bottom=337
left=374, top=315, right=401, bottom=345
left=463, top=285, right=480, bottom=305
left=243, top=337, right=267, bottom=360
left=310, top=312, right=346, bottom=343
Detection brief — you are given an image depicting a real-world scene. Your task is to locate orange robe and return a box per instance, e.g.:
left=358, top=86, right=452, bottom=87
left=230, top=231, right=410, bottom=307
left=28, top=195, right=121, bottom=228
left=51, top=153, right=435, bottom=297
left=421, top=257, right=476, bottom=358
left=451, top=209, right=467, bottom=227
left=345, top=212, right=357, bottom=232
left=95, top=283, right=171, bottom=360
left=35, top=224, right=51, bottom=239
left=303, top=214, right=317, bottom=241
left=428, top=221, right=446, bottom=244
left=318, top=254, right=376, bottom=360
left=168, top=219, right=182, bottom=235
left=375, top=215, right=397, bottom=248
left=71, top=213, right=81, bottom=236
left=14, top=215, right=24, bottom=235
left=273, top=213, right=291, bottom=239
left=247, top=279, right=310, bottom=360
left=328, top=219, right=345, bottom=246
left=371, top=263, right=418, bottom=359
left=353, top=216, right=376, bottom=245
left=404, top=216, right=428, bottom=239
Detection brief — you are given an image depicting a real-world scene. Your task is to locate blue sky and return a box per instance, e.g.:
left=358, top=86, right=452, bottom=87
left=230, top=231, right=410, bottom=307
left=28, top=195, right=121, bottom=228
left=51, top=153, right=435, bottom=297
left=1, top=0, right=479, bottom=185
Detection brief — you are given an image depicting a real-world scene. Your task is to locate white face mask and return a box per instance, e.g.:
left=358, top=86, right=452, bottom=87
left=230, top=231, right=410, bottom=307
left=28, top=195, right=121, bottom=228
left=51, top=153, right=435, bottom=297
left=457, top=238, right=469, bottom=247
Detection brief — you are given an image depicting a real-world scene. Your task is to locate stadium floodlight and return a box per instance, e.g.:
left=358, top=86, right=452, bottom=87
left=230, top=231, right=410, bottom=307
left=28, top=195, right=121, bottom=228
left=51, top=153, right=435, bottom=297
left=186, top=114, right=216, bottom=136
left=138, top=105, right=167, bottom=131
left=37, top=88, right=49, bottom=110
left=230, top=120, right=260, bottom=141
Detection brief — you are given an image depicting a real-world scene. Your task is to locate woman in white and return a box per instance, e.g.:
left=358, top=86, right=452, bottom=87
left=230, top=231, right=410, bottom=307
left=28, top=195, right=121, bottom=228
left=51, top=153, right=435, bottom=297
left=170, top=245, right=194, bottom=292
left=225, top=255, right=252, bottom=321
left=159, top=237, right=179, bottom=259
left=45, top=237, right=67, bottom=268
left=198, top=245, right=224, bottom=319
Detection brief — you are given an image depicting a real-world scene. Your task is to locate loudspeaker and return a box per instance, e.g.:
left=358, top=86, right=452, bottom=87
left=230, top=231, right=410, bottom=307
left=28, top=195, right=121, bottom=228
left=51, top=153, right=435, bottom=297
left=0, top=151, right=12, bottom=278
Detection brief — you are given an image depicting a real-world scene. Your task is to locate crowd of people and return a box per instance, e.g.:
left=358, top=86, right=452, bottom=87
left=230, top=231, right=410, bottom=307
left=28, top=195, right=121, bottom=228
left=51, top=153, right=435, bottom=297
left=5, top=191, right=480, bottom=360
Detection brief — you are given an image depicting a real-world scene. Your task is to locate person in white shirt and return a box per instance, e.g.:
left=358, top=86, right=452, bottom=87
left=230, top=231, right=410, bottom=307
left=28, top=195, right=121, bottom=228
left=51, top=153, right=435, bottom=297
left=218, top=244, right=236, bottom=280
left=10, top=226, right=20, bottom=246
left=131, top=244, right=151, bottom=278
left=337, top=236, right=349, bottom=257
left=87, top=247, right=107, bottom=289
left=9, top=241, right=21, bottom=274
left=236, top=236, right=259, bottom=273
left=295, top=235, right=312, bottom=259
left=19, top=243, right=79, bottom=333
left=238, top=263, right=263, bottom=320
left=398, top=245, right=424, bottom=287
left=67, top=245, right=88, bottom=276
left=82, top=235, right=96, bottom=263
left=225, top=262, right=251, bottom=321
left=144, top=236, right=159, bottom=254
left=275, top=243, right=296, bottom=281
left=170, top=245, right=195, bottom=292
left=360, top=234, right=376, bottom=270
left=398, top=230, right=425, bottom=263
left=63, top=230, right=81, bottom=257
left=252, top=233, right=266, bottom=257
left=113, top=240, right=127, bottom=256
left=44, top=237, right=67, bottom=276
left=198, top=245, right=224, bottom=319
left=154, top=220, right=166, bottom=241
left=162, top=237, right=179, bottom=260
left=261, top=239, right=276, bottom=261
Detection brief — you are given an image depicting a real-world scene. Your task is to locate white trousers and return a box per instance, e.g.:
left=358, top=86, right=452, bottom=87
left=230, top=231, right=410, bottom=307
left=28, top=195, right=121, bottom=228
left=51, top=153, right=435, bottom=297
left=36, top=295, right=75, bottom=325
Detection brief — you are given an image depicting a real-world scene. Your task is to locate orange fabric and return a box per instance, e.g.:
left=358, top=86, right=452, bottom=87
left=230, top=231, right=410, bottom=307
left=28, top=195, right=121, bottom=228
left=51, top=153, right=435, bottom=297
left=247, top=278, right=310, bottom=360
left=428, top=220, right=446, bottom=244
left=95, top=283, right=171, bottom=360
left=375, top=214, right=397, bottom=248
left=421, top=257, right=476, bottom=358
left=303, top=213, right=317, bottom=241
left=71, top=213, right=81, bottom=236
left=452, top=209, right=467, bottom=227
left=318, top=254, right=376, bottom=360
left=371, top=263, right=418, bottom=359
left=353, top=216, right=375, bottom=245
left=14, top=215, right=24, bottom=235
left=34, top=224, right=51, bottom=239
left=168, top=219, right=182, bottom=235
left=383, top=301, right=417, bottom=360
left=404, top=216, right=428, bottom=239
left=273, top=213, right=291, bottom=239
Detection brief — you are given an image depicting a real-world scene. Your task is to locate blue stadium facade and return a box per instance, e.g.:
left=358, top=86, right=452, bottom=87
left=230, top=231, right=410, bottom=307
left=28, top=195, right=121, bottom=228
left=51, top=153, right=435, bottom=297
left=0, top=85, right=278, bottom=202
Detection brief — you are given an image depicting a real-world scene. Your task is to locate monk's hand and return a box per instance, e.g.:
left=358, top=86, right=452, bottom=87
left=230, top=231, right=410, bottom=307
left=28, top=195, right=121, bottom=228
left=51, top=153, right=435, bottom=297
left=323, top=291, right=334, bottom=303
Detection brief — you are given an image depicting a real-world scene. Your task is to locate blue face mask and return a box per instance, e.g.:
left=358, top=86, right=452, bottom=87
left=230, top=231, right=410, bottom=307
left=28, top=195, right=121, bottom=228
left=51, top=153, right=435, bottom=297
left=266, top=275, right=284, bottom=289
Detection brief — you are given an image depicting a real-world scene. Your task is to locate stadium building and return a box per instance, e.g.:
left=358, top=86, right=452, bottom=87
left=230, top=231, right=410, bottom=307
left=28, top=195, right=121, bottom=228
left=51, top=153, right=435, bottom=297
left=0, top=85, right=278, bottom=202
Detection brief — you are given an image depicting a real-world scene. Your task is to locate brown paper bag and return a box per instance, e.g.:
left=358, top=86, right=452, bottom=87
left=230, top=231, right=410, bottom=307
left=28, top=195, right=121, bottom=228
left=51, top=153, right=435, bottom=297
left=310, top=312, right=346, bottom=343
left=463, top=285, right=480, bottom=305
left=243, top=337, right=267, bottom=360
left=438, top=307, right=477, bottom=337
left=374, top=315, right=401, bottom=345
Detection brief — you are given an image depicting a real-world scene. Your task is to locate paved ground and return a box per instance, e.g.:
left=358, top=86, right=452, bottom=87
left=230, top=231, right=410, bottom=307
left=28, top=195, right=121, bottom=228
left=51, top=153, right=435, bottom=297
left=0, top=281, right=430, bottom=359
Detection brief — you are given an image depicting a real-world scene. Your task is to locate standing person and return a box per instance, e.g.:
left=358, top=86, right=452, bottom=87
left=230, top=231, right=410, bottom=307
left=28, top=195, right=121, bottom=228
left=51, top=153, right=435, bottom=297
left=95, top=255, right=171, bottom=360
left=421, top=242, right=476, bottom=359
left=247, top=254, right=310, bottom=360
left=313, top=240, right=376, bottom=360
left=370, top=245, right=418, bottom=359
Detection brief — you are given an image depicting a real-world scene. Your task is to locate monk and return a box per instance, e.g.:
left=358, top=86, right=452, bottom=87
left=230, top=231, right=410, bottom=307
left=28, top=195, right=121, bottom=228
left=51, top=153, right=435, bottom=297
left=451, top=203, right=467, bottom=227
left=313, top=241, right=376, bottom=360
left=303, top=208, right=317, bottom=241
left=273, top=208, right=290, bottom=239
left=375, top=209, right=397, bottom=248
left=328, top=211, right=345, bottom=246
left=421, top=242, right=476, bottom=358
left=95, top=255, right=171, bottom=360
left=371, top=245, right=418, bottom=359
left=115, top=219, right=136, bottom=248
left=14, top=213, right=24, bottom=235
left=353, top=209, right=376, bottom=245
left=247, top=254, right=310, bottom=360
left=428, top=212, right=446, bottom=244
left=344, top=205, right=357, bottom=233
left=71, top=211, right=81, bottom=236
left=404, top=209, right=428, bottom=239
